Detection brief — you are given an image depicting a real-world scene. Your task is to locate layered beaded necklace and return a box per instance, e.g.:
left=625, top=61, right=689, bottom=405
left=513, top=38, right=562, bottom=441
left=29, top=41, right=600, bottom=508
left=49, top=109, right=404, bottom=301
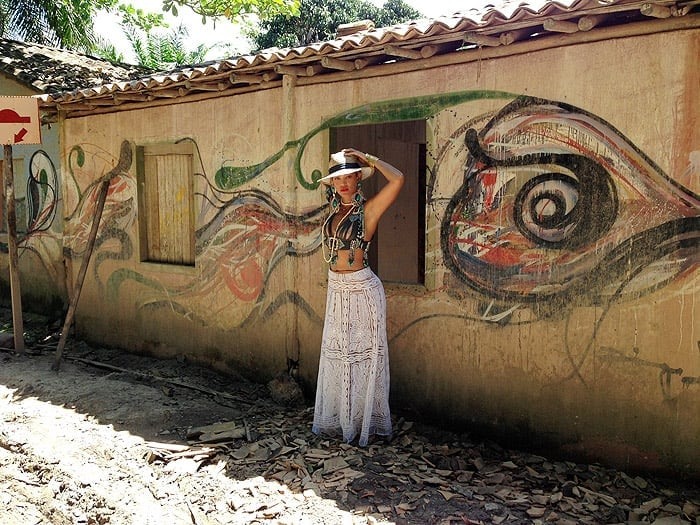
left=321, top=190, right=367, bottom=266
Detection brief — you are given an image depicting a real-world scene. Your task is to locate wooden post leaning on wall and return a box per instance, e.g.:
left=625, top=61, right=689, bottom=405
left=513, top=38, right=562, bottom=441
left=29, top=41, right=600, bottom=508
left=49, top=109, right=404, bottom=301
left=52, top=179, right=109, bottom=370
left=3, top=144, right=25, bottom=353
left=53, top=140, right=132, bottom=371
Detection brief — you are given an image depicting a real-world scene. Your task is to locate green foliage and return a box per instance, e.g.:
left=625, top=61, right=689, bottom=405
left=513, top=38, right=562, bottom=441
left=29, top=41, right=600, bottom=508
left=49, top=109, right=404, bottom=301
left=249, top=0, right=422, bottom=51
left=94, top=6, right=212, bottom=69
left=0, top=0, right=118, bottom=51
left=372, top=0, right=422, bottom=26
left=162, top=0, right=300, bottom=22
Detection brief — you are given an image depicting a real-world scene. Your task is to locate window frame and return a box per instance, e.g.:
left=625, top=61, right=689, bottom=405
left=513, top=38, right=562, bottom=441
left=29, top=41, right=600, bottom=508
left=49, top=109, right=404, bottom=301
left=135, top=142, right=196, bottom=267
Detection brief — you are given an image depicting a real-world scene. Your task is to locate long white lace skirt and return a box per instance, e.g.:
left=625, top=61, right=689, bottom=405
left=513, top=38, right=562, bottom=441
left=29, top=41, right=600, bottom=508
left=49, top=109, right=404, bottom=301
left=312, top=267, right=392, bottom=446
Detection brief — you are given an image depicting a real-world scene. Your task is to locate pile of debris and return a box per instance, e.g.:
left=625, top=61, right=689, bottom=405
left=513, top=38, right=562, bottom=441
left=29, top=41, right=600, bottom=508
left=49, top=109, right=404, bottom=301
left=144, top=414, right=700, bottom=524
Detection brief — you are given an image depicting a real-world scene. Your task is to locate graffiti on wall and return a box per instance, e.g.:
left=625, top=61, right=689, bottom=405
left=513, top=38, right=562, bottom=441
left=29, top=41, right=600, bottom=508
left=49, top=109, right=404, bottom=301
left=438, top=97, right=699, bottom=309
left=60, top=92, right=698, bottom=363
left=62, top=139, right=325, bottom=329
left=63, top=142, right=136, bottom=277
left=425, top=95, right=698, bottom=390
left=0, top=149, right=63, bottom=282
left=105, top=186, right=325, bottom=329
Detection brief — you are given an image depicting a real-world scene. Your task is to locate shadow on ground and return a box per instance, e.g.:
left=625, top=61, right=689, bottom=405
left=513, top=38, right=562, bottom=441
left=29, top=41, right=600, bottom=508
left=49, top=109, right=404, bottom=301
left=1, top=307, right=699, bottom=525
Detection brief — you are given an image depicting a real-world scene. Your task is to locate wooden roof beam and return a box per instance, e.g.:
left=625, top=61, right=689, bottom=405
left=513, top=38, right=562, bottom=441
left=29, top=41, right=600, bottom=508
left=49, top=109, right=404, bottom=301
left=383, top=44, right=439, bottom=60
left=230, top=73, right=264, bottom=84
left=112, top=93, right=149, bottom=102
left=578, top=15, right=605, bottom=31
left=321, top=56, right=356, bottom=71
left=261, top=71, right=281, bottom=82
left=499, top=28, right=533, bottom=45
left=84, top=97, right=122, bottom=106
left=418, top=44, right=439, bottom=58
left=185, top=80, right=228, bottom=91
left=353, top=54, right=388, bottom=68
left=543, top=18, right=580, bottom=33
left=149, top=88, right=185, bottom=98
left=274, top=63, right=324, bottom=76
left=640, top=3, right=672, bottom=18
left=57, top=103, right=94, bottom=111
left=463, top=32, right=502, bottom=47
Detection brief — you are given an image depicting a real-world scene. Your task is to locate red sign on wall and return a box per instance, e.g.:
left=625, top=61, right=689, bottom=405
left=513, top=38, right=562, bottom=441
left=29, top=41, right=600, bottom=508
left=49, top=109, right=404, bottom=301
left=0, top=96, right=42, bottom=145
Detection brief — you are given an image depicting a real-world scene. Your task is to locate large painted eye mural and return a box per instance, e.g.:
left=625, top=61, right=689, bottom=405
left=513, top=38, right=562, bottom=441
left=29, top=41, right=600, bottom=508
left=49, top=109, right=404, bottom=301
left=439, top=97, right=699, bottom=311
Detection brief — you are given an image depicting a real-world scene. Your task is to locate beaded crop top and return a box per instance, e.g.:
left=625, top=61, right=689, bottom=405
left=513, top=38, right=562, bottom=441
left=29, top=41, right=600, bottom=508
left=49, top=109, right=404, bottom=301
left=322, top=201, right=371, bottom=266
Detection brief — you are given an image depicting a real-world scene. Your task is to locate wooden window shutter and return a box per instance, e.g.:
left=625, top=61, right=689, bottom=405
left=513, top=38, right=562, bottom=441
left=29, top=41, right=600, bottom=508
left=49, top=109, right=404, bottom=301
left=136, top=143, right=195, bottom=265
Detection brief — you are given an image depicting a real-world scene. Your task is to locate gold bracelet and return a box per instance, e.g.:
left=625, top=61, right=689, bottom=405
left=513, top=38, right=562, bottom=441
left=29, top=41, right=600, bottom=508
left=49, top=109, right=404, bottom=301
left=365, top=153, right=379, bottom=167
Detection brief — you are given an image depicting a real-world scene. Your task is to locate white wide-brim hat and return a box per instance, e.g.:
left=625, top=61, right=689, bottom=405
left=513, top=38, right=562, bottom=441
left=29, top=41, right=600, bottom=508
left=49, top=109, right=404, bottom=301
left=319, top=151, right=374, bottom=185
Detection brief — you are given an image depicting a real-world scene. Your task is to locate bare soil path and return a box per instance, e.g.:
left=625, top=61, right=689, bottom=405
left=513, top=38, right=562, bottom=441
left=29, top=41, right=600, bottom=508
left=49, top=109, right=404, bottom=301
left=0, top=307, right=698, bottom=525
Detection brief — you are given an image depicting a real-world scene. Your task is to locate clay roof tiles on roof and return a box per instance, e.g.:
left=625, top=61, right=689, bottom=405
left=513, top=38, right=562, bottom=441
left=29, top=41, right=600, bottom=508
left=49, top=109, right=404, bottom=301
left=31, top=0, right=699, bottom=119
left=0, top=38, right=153, bottom=94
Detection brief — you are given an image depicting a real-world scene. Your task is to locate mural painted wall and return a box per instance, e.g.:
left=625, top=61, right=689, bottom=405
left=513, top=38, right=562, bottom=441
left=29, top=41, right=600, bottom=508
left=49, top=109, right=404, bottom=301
left=0, top=76, right=66, bottom=310
left=54, top=27, right=699, bottom=474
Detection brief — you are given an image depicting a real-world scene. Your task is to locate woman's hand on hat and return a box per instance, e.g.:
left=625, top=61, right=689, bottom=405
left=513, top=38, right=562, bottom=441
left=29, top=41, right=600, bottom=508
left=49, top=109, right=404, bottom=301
left=343, top=148, right=377, bottom=168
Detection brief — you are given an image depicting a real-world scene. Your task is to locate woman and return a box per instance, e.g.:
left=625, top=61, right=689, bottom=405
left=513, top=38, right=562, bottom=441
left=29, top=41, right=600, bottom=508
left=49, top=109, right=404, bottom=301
left=312, top=148, right=404, bottom=446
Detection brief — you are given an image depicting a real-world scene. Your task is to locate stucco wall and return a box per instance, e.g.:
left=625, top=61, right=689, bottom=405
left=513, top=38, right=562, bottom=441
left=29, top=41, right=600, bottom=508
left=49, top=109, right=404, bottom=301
left=52, top=27, right=699, bottom=475
left=0, top=75, right=66, bottom=312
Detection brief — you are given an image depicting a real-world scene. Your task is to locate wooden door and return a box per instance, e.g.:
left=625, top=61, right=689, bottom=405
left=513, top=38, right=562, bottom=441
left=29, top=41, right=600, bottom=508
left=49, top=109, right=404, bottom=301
left=332, top=121, right=425, bottom=284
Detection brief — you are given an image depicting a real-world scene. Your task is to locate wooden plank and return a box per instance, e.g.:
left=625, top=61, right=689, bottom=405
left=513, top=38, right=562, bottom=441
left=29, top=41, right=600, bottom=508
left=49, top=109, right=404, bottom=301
left=274, top=64, right=312, bottom=76
left=53, top=179, right=109, bottom=369
left=144, top=154, right=161, bottom=260
left=141, top=146, right=194, bottom=265
left=149, top=88, right=185, bottom=98
left=113, top=93, right=149, bottom=102
left=384, top=45, right=424, bottom=60
left=231, top=73, right=264, bottom=84
left=159, top=154, right=194, bottom=264
left=463, top=32, right=502, bottom=47
left=275, top=64, right=324, bottom=77
left=2, top=145, right=24, bottom=353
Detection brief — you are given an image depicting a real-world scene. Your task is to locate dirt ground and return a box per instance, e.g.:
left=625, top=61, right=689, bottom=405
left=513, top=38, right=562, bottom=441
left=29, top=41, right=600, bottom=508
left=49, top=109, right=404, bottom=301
left=1, top=306, right=699, bottom=525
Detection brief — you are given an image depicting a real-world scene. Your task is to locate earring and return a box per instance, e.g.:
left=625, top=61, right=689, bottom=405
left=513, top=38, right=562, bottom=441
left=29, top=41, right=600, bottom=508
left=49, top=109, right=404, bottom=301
left=353, top=181, right=365, bottom=205
left=326, top=186, right=340, bottom=211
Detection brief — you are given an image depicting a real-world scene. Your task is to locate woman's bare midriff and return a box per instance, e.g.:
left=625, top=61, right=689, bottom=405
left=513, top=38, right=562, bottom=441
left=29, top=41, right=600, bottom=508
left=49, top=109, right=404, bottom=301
left=329, top=248, right=367, bottom=273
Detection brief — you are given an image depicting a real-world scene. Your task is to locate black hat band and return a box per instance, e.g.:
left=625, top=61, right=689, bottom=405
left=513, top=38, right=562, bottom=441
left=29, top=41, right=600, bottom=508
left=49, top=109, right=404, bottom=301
left=328, top=162, right=361, bottom=175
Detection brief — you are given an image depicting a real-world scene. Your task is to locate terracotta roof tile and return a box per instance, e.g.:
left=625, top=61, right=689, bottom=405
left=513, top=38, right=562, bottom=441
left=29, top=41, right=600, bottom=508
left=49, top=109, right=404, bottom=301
left=28, top=0, right=698, bottom=117
left=0, top=38, right=153, bottom=94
